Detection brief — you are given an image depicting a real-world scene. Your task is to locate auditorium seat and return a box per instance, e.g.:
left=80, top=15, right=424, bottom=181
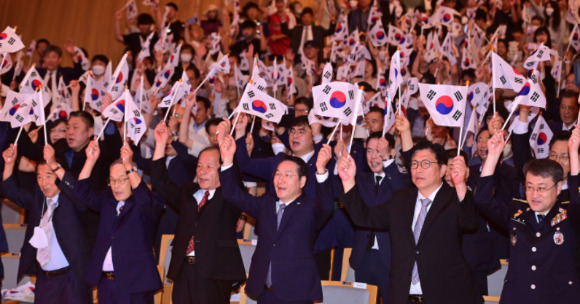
left=237, top=239, right=257, bottom=274
left=4, top=224, right=26, bottom=253
left=1, top=253, right=32, bottom=290
left=487, top=259, right=508, bottom=297
left=158, top=234, right=174, bottom=304
left=340, top=248, right=355, bottom=282
left=242, top=216, right=258, bottom=240
left=320, top=280, right=378, bottom=304
left=2, top=199, right=25, bottom=225
left=238, top=284, right=257, bottom=304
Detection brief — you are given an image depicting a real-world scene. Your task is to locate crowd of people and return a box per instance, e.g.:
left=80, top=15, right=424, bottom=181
left=1, top=0, right=580, bottom=303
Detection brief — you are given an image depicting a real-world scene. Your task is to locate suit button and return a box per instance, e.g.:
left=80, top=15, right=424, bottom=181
left=531, top=265, right=536, bottom=271
left=536, top=232, right=541, bottom=237
left=531, top=247, right=537, bottom=252
left=194, top=223, right=198, bottom=227
left=530, top=284, right=536, bottom=290
left=570, top=281, right=574, bottom=285
left=415, top=250, right=419, bottom=255
left=273, top=244, right=276, bottom=247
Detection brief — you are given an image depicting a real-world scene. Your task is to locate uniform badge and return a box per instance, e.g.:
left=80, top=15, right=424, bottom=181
left=511, top=228, right=517, bottom=246
left=554, top=231, right=564, bottom=245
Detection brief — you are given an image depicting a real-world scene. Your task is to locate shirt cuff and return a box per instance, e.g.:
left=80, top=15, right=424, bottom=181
left=316, top=170, right=329, bottom=183
left=383, top=159, right=395, bottom=168
left=221, top=163, right=234, bottom=171
left=513, top=120, right=529, bottom=134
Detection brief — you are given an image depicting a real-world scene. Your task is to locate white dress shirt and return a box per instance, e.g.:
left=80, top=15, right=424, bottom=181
left=102, top=201, right=126, bottom=271
left=409, top=183, right=443, bottom=295
left=41, top=194, right=71, bottom=271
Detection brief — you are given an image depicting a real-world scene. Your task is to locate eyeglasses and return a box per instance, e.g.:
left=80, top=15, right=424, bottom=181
left=525, top=184, right=557, bottom=194
left=108, top=177, right=129, bottom=186
left=410, top=160, right=439, bottom=169
left=549, top=153, right=569, bottom=164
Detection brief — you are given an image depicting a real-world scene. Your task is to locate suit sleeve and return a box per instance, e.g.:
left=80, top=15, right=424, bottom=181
left=384, top=161, right=412, bottom=189
left=133, top=181, right=164, bottom=222
left=457, top=190, right=479, bottom=233
left=234, top=135, right=274, bottom=181
left=131, top=144, right=151, bottom=173
left=219, top=165, right=261, bottom=219
left=0, top=174, right=35, bottom=210
left=172, top=140, right=198, bottom=171
left=473, top=175, right=512, bottom=230
left=512, top=131, right=531, bottom=182
left=340, top=185, right=391, bottom=230
left=150, top=158, right=182, bottom=210
left=567, top=174, right=580, bottom=233
left=57, top=172, right=87, bottom=212
left=73, top=178, right=103, bottom=212
left=314, top=176, right=335, bottom=230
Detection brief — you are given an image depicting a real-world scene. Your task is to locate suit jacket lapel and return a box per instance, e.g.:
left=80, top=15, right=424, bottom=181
left=277, top=196, right=303, bottom=236
left=404, top=189, right=418, bottom=242
left=418, top=184, right=450, bottom=244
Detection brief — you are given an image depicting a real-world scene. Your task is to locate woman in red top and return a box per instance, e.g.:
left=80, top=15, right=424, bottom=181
left=268, top=0, right=291, bottom=59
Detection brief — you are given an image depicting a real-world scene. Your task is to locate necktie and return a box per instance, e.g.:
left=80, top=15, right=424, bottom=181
left=37, top=199, right=57, bottom=266
left=186, top=191, right=209, bottom=255
left=537, top=214, right=545, bottom=223
left=46, top=71, right=53, bottom=91
left=375, top=175, right=383, bottom=194
left=266, top=202, right=287, bottom=287
left=411, top=198, right=432, bottom=285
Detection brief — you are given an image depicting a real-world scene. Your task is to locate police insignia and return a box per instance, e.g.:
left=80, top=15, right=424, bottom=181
left=511, top=228, right=517, bottom=246
left=554, top=231, right=564, bottom=245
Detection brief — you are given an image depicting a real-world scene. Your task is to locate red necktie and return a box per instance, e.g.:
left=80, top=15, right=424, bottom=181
left=186, top=191, right=209, bottom=255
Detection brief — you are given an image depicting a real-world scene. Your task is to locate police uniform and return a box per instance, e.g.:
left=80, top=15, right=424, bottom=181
left=474, top=175, right=580, bottom=304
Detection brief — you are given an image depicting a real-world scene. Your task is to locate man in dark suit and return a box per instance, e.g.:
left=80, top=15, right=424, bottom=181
left=347, top=132, right=411, bottom=303
left=474, top=131, right=580, bottom=304
left=547, top=91, right=578, bottom=133
left=280, top=7, right=335, bottom=63
left=217, top=120, right=334, bottom=304
left=1, top=144, right=92, bottom=303
left=337, top=139, right=480, bottom=304
left=74, top=140, right=164, bottom=303
left=150, top=122, right=246, bottom=304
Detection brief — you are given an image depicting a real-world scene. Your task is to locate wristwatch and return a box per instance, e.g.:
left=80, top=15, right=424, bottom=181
left=126, top=167, right=138, bottom=175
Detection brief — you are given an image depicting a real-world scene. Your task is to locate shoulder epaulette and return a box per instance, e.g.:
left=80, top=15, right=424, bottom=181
left=513, top=198, right=528, bottom=204
left=561, top=201, right=570, bottom=205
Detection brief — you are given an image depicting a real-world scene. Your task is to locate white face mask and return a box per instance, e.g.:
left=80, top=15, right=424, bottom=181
left=180, top=53, right=193, bottom=63
left=528, top=25, right=539, bottom=34
left=546, top=8, right=554, bottom=16
left=272, top=143, right=285, bottom=155
left=295, top=7, right=303, bottom=14
left=92, top=65, right=105, bottom=76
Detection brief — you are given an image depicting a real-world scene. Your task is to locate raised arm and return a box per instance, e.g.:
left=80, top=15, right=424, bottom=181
left=79, top=139, right=99, bottom=180
left=1, top=145, right=35, bottom=209
left=151, top=122, right=183, bottom=209
left=178, top=93, right=195, bottom=149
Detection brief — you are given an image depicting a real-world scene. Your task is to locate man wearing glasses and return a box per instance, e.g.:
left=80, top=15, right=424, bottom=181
left=474, top=130, right=580, bottom=304
left=336, top=139, right=481, bottom=304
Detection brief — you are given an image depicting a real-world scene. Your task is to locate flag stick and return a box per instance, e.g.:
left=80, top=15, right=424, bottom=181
left=230, top=112, right=241, bottom=135
left=228, top=111, right=236, bottom=120
left=504, top=131, right=512, bottom=144
left=82, top=101, right=87, bottom=111
left=164, top=80, right=182, bottom=122
left=327, top=123, right=340, bottom=145
left=234, top=63, right=241, bottom=97
left=457, top=123, right=463, bottom=156
left=0, top=53, right=6, bottom=74
left=397, top=48, right=402, bottom=114
left=38, top=87, right=48, bottom=145
left=249, top=115, right=256, bottom=134
left=340, top=124, right=343, bottom=140
left=96, top=118, right=111, bottom=141
left=14, top=126, right=24, bottom=145
left=501, top=105, right=517, bottom=131
left=194, top=74, right=210, bottom=93
left=348, top=87, right=364, bottom=158
left=492, top=87, right=496, bottom=115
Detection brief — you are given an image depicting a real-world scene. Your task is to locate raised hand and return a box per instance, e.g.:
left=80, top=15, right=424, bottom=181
left=2, top=144, right=16, bottom=165
left=69, top=80, right=80, bottom=94
left=316, top=144, right=332, bottom=174
left=216, top=118, right=232, bottom=146
left=184, top=93, right=197, bottom=109
left=154, top=121, right=170, bottom=145
left=334, top=138, right=347, bottom=158
left=120, top=141, right=134, bottom=170
left=570, top=125, right=580, bottom=153
left=219, top=134, right=236, bottom=167
left=451, top=156, right=468, bottom=187
left=43, top=144, right=57, bottom=167
left=377, top=137, right=391, bottom=160
left=245, top=134, right=254, bottom=155
left=337, top=154, right=357, bottom=192
left=86, top=139, right=100, bottom=163
left=395, top=113, right=410, bottom=133
left=487, top=131, right=505, bottom=157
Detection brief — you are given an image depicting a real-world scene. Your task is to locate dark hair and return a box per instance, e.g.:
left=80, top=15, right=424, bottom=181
left=366, top=131, right=395, bottom=149
left=241, top=20, right=257, bottom=30
left=410, top=140, right=448, bottom=166
left=534, top=27, right=552, bottom=49
left=43, top=45, right=62, bottom=58
left=186, top=64, right=200, bottom=78
left=181, top=44, right=195, bottom=56
left=531, top=15, right=544, bottom=24
left=460, top=69, right=476, bottom=82
left=278, top=155, right=309, bottom=181
left=301, top=7, right=314, bottom=18
left=474, top=9, right=487, bottom=22
left=196, top=96, right=211, bottom=111
left=48, top=118, right=67, bottom=131
left=69, top=111, right=95, bottom=129
left=166, top=2, right=178, bottom=10
left=560, top=90, right=580, bottom=101
left=199, top=146, right=221, bottom=164
left=36, top=39, right=50, bottom=46
left=447, top=149, right=468, bottom=165
left=35, top=160, right=50, bottom=174
left=205, top=118, right=223, bottom=134
left=368, top=107, right=385, bottom=116
left=549, top=131, right=571, bottom=150
left=294, top=97, right=313, bottom=110
left=358, top=81, right=376, bottom=93
left=544, top=1, right=560, bottom=31
left=523, top=159, right=563, bottom=184
left=91, top=54, right=109, bottom=65
left=289, top=115, right=311, bottom=129
left=137, top=13, right=155, bottom=25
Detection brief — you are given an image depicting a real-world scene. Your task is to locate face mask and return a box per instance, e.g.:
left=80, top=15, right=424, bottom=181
left=180, top=53, right=192, bottom=63
left=546, top=8, right=554, bottom=16
left=272, top=143, right=285, bottom=155
left=528, top=25, right=539, bottom=34
left=92, top=65, right=105, bottom=76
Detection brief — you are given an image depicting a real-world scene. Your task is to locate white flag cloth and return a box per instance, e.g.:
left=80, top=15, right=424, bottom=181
left=424, top=31, right=440, bottom=62
left=84, top=73, right=107, bottom=112
left=28, top=89, right=47, bottom=126
left=136, top=32, right=155, bottom=63
left=463, top=107, right=479, bottom=146
left=208, top=54, right=231, bottom=78
left=566, top=6, right=579, bottom=24
left=18, top=66, right=52, bottom=104
left=0, top=51, right=13, bottom=75
left=512, top=70, right=546, bottom=108
left=251, top=59, right=268, bottom=91
left=159, top=80, right=185, bottom=108
left=529, top=114, right=552, bottom=159
left=399, top=47, right=412, bottom=67
left=234, top=63, right=247, bottom=91
left=167, top=43, right=183, bottom=67
left=440, top=34, right=457, bottom=65
left=365, top=92, right=384, bottom=113
left=570, top=24, right=580, bottom=51
left=209, top=33, right=222, bottom=55
left=406, top=77, right=419, bottom=95
left=376, top=67, right=387, bottom=95
left=468, top=82, right=488, bottom=110
left=56, top=76, right=71, bottom=105
left=287, top=64, right=296, bottom=96
left=108, top=53, right=129, bottom=100
left=523, top=44, right=551, bottom=70
left=461, top=42, right=478, bottom=70
left=151, top=64, right=175, bottom=92
left=0, top=27, right=25, bottom=53
left=312, top=82, right=358, bottom=122
left=333, top=13, right=349, bottom=41
left=74, top=47, right=90, bottom=71
left=471, top=24, right=485, bottom=49
left=477, top=85, right=493, bottom=120
left=388, top=25, right=412, bottom=47
left=368, top=19, right=388, bottom=47
left=382, top=97, right=396, bottom=135
left=124, top=92, right=146, bottom=143
left=26, top=40, right=36, bottom=58
left=13, top=51, right=24, bottom=77
left=367, top=5, right=383, bottom=26
left=102, top=92, right=128, bottom=122
left=491, top=52, right=526, bottom=92
left=126, top=0, right=138, bottom=20
left=236, top=85, right=288, bottom=123
left=9, top=95, right=33, bottom=128
left=321, top=62, right=333, bottom=84
left=0, top=90, right=25, bottom=122
left=307, top=110, right=343, bottom=128
left=348, top=29, right=360, bottom=47
left=436, top=6, right=458, bottom=27
left=386, top=50, right=402, bottom=102
left=48, top=100, right=71, bottom=122
left=551, top=58, right=563, bottom=82
left=419, top=83, right=468, bottom=127
left=134, top=74, right=152, bottom=114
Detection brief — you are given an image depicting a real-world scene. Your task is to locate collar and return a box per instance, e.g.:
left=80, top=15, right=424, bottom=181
left=563, top=122, right=574, bottom=131
left=295, top=149, right=315, bottom=163
left=46, top=193, right=60, bottom=207
left=418, top=183, right=444, bottom=202
left=197, top=188, right=217, bottom=200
